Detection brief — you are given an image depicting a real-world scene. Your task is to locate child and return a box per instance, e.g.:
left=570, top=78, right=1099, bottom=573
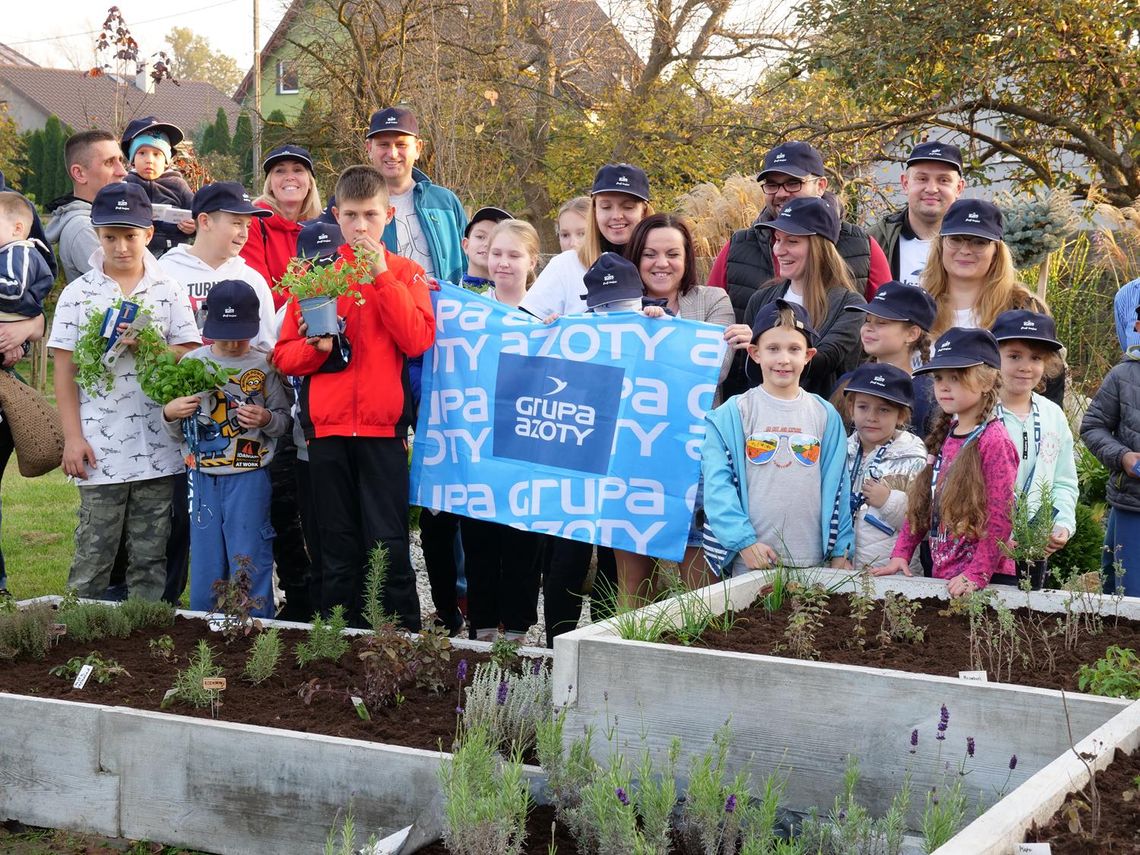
left=0, top=191, right=55, bottom=324
left=1080, top=310, right=1140, bottom=597
left=121, top=116, right=195, bottom=258
left=991, top=310, right=1078, bottom=573
left=460, top=206, right=514, bottom=290
left=159, top=182, right=277, bottom=350
left=162, top=280, right=291, bottom=616
left=843, top=280, right=936, bottom=434
left=841, top=363, right=927, bottom=570
left=872, top=328, right=1018, bottom=594
left=47, top=182, right=201, bottom=601
left=584, top=252, right=645, bottom=314
left=485, top=219, right=539, bottom=307
left=274, top=164, right=434, bottom=629
left=702, top=299, right=853, bottom=574
left=556, top=196, right=589, bottom=252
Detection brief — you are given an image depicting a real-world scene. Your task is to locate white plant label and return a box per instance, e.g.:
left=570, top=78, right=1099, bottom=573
left=351, top=695, right=371, bottom=721
left=958, top=670, right=988, bottom=682
left=207, top=619, right=226, bottom=632
left=73, top=664, right=94, bottom=689
left=1015, top=844, right=1051, bottom=854
left=163, top=688, right=178, bottom=704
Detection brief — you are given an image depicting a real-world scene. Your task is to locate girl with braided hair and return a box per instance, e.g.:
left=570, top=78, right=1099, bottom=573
left=871, top=328, right=1018, bottom=596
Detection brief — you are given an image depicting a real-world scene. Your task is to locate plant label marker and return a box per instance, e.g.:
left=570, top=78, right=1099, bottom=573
left=207, top=619, right=226, bottom=632
left=48, top=624, right=67, bottom=637
left=1016, top=844, right=1051, bottom=854
left=202, top=678, right=227, bottom=691
left=351, top=695, right=371, bottom=721
left=958, top=670, right=989, bottom=682
left=72, top=664, right=94, bottom=690
left=162, top=688, right=177, bottom=706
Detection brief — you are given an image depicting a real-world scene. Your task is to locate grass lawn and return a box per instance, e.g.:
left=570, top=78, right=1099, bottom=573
left=1, top=463, right=76, bottom=599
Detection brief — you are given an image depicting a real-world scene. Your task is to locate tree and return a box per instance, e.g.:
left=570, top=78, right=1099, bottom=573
left=22, top=117, right=71, bottom=203
left=0, top=103, right=24, bottom=190
left=200, top=108, right=231, bottom=157
left=164, top=27, right=244, bottom=94
left=231, top=113, right=254, bottom=188
left=794, top=0, right=1140, bottom=206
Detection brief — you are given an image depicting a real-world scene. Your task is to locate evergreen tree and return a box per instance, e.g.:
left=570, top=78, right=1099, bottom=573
left=199, top=123, right=217, bottom=157
left=25, top=132, right=44, bottom=201
left=40, top=116, right=70, bottom=201
left=262, top=110, right=290, bottom=153
left=231, top=113, right=253, bottom=188
left=210, top=108, right=231, bottom=156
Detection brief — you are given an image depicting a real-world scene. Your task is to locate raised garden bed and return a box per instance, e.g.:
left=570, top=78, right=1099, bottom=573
left=552, top=570, right=1139, bottom=831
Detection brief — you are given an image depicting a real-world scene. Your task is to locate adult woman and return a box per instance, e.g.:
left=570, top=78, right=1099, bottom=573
left=521, top=163, right=652, bottom=320
left=614, top=214, right=733, bottom=603
left=240, top=144, right=323, bottom=307
left=724, top=197, right=866, bottom=397
left=921, top=198, right=1063, bottom=406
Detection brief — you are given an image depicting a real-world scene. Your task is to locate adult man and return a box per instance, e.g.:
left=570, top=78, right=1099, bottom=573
left=44, top=131, right=128, bottom=282
left=868, top=141, right=966, bottom=286
left=365, top=106, right=467, bottom=285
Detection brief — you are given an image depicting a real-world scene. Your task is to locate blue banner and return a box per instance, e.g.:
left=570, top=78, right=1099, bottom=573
left=409, top=283, right=727, bottom=560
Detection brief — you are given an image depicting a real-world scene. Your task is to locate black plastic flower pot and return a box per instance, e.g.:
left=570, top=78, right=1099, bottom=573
left=1016, top=558, right=1048, bottom=590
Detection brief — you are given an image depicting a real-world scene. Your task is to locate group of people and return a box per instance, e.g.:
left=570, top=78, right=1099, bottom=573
left=4, top=106, right=1139, bottom=646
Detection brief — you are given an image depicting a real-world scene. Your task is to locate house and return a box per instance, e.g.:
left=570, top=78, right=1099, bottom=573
left=0, top=61, right=242, bottom=136
left=234, top=0, right=642, bottom=121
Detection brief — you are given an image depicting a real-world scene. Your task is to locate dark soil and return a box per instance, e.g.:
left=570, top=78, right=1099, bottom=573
left=0, top=615, right=501, bottom=754
left=664, top=593, right=1140, bottom=693
left=418, top=804, right=582, bottom=855
left=1024, top=747, right=1140, bottom=852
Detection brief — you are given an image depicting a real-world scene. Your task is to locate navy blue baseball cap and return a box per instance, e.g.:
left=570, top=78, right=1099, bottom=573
left=758, top=196, right=840, bottom=243
left=203, top=279, right=261, bottom=341
left=750, top=298, right=817, bottom=345
left=120, top=116, right=184, bottom=154
left=90, top=182, right=152, bottom=229
left=844, top=363, right=914, bottom=408
left=990, top=309, right=1063, bottom=350
left=591, top=164, right=650, bottom=201
left=464, top=206, right=513, bottom=238
left=584, top=252, right=644, bottom=309
left=757, top=141, right=825, bottom=180
left=262, top=144, right=314, bottom=174
left=296, top=219, right=344, bottom=261
left=941, top=199, right=1003, bottom=242
left=367, top=107, right=419, bottom=138
left=907, top=141, right=963, bottom=174
left=192, top=182, right=271, bottom=220
left=914, top=327, right=1002, bottom=375
left=846, top=280, right=937, bottom=331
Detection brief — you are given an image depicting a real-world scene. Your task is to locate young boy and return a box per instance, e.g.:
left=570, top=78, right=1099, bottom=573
left=163, top=280, right=291, bottom=616
left=0, top=191, right=55, bottom=324
left=47, top=182, right=201, bottom=601
left=121, top=116, right=195, bottom=258
left=159, top=182, right=277, bottom=349
left=702, top=299, right=853, bottom=575
left=274, top=164, right=435, bottom=629
left=460, top=206, right=513, bottom=289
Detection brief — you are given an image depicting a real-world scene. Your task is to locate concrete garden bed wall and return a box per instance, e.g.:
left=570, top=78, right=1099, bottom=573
left=552, top=570, right=1140, bottom=827
left=0, top=603, right=546, bottom=855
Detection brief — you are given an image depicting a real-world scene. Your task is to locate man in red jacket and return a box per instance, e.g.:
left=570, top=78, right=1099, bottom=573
left=275, top=165, right=435, bottom=629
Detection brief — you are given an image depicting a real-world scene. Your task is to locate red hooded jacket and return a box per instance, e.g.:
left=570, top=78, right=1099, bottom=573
left=273, top=245, right=435, bottom=440
left=240, top=201, right=304, bottom=308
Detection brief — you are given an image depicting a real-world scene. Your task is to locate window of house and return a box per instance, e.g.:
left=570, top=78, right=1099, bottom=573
left=277, top=60, right=300, bottom=95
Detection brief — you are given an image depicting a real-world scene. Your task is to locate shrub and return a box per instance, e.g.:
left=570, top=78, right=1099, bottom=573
left=439, top=727, right=529, bottom=855
left=1050, top=503, right=1107, bottom=579
left=0, top=604, right=54, bottom=659
left=1078, top=646, right=1140, bottom=699
left=243, top=627, right=282, bottom=685
left=295, top=606, right=350, bottom=667
left=460, top=660, right=552, bottom=755
left=118, top=596, right=176, bottom=631
left=163, top=640, right=224, bottom=708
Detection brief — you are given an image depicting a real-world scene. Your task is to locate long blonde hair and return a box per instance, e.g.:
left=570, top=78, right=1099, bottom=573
left=785, top=234, right=857, bottom=328
left=577, top=196, right=653, bottom=269
left=922, top=239, right=1046, bottom=335
left=490, top=219, right=541, bottom=285
left=256, top=168, right=323, bottom=222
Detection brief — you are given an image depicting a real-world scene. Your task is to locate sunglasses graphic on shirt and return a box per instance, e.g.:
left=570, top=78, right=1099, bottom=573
left=745, top=432, right=821, bottom=467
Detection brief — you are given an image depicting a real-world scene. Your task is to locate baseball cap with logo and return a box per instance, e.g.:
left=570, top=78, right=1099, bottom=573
left=464, top=206, right=514, bottom=238
left=90, top=182, right=153, bottom=229
left=907, top=141, right=964, bottom=174
left=192, top=182, right=273, bottom=220
left=843, top=363, right=914, bottom=408
left=990, top=309, right=1063, bottom=350
left=590, top=164, right=650, bottom=201
left=296, top=219, right=344, bottom=262
left=749, top=298, right=817, bottom=345
left=367, top=107, right=419, bottom=138
left=202, top=279, right=261, bottom=341
left=584, top=252, right=644, bottom=309
left=262, top=144, right=315, bottom=175
left=914, top=327, right=1002, bottom=375
left=940, top=199, right=1003, bottom=242
left=757, top=196, right=840, bottom=243
left=757, top=141, right=826, bottom=181
left=845, top=280, right=937, bottom=331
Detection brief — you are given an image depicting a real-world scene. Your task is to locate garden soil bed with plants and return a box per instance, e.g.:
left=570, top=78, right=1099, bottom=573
left=0, top=613, right=501, bottom=754
left=1022, top=746, right=1140, bottom=853
left=418, top=805, right=583, bottom=855
left=666, top=592, right=1140, bottom=692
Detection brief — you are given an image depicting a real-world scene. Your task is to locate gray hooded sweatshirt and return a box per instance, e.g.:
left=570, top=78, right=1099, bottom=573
left=44, top=197, right=99, bottom=283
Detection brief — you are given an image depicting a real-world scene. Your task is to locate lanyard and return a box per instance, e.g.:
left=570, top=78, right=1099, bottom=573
left=850, top=440, right=892, bottom=516
left=997, top=399, right=1041, bottom=484
left=930, top=421, right=987, bottom=537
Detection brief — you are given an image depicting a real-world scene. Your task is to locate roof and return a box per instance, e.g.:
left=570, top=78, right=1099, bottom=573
left=0, top=43, right=37, bottom=67
left=0, top=65, right=242, bottom=134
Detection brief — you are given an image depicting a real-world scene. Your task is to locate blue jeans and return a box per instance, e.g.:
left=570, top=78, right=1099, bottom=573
left=1102, top=507, right=1140, bottom=598
left=189, top=468, right=275, bottom=617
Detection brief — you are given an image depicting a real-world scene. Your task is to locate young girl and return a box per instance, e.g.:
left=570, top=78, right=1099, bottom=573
left=842, top=363, right=928, bottom=570
left=991, top=310, right=1078, bottom=569
left=461, top=218, right=543, bottom=640
left=556, top=196, right=590, bottom=252
left=872, top=328, right=1019, bottom=595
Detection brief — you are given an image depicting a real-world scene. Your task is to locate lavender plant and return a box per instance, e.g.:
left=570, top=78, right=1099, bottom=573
left=461, top=660, right=552, bottom=754
left=535, top=707, right=599, bottom=842
left=798, top=755, right=910, bottom=855
left=439, top=726, right=529, bottom=855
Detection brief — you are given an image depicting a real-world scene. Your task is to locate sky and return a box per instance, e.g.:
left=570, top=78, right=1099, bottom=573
left=3, top=0, right=290, bottom=72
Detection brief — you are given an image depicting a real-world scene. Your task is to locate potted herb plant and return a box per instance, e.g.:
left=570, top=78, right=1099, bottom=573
left=276, top=251, right=374, bottom=337
left=1004, top=482, right=1057, bottom=590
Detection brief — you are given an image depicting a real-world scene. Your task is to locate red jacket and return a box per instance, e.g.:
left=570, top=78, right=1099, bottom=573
left=273, top=245, right=435, bottom=440
left=240, top=201, right=304, bottom=308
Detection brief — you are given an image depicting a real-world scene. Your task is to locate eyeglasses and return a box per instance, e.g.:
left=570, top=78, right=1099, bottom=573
left=760, top=178, right=812, bottom=195
left=744, top=432, right=821, bottom=466
left=944, top=234, right=993, bottom=250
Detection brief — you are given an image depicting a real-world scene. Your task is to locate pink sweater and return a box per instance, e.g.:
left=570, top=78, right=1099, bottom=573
left=892, top=420, right=1018, bottom=587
